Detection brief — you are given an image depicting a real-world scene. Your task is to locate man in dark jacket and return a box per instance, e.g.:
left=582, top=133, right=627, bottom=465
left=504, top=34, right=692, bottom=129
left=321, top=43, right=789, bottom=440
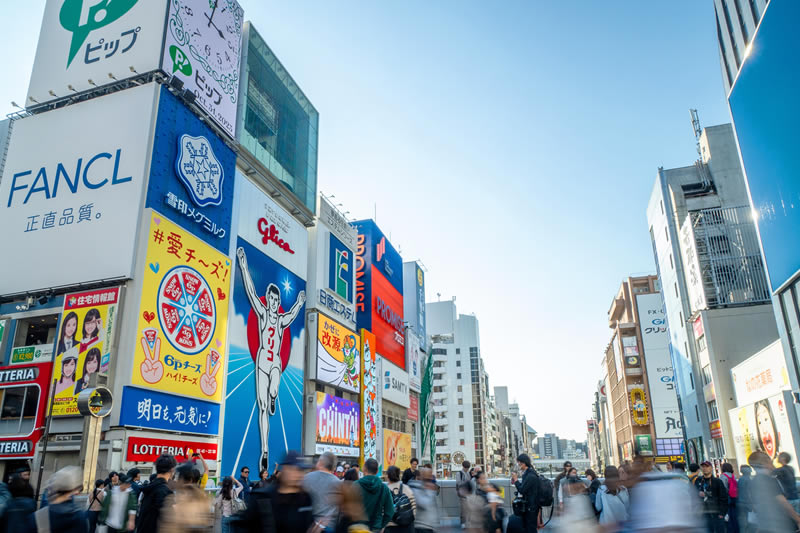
left=136, top=454, right=176, bottom=533
left=511, top=453, right=539, bottom=533
left=34, top=466, right=87, bottom=533
left=355, top=458, right=394, bottom=531
left=694, top=461, right=728, bottom=533
left=402, top=457, right=419, bottom=484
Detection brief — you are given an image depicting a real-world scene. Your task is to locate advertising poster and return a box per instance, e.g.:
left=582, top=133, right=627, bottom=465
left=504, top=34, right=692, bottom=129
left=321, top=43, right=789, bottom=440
left=329, top=233, right=354, bottom=304
left=130, top=212, right=230, bottom=403
left=0, top=83, right=157, bottom=295
left=729, top=390, right=800, bottom=468
left=316, top=314, right=361, bottom=393
left=382, top=359, right=410, bottom=408
left=26, top=0, right=166, bottom=106
left=161, top=0, right=244, bottom=137
left=407, top=332, right=422, bottom=392
left=315, top=392, right=360, bottom=457
left=408, top=395, right=419, bottom=422
left=51, top=287, right=120, bottom=416
left=127, top=436, right=218, bottom=463
left=731, top=341, right=790, bottom=406
left=120, top=386, right=219, bottom=436
left=145, top=86, right=236, bottom=253
left=361, top=329, right=380, bottom=466
left=11, top=345, right=53, bottom=366
left=0, top=363, right=52, bottom=459
left=383, top=428, right=412, bottom=471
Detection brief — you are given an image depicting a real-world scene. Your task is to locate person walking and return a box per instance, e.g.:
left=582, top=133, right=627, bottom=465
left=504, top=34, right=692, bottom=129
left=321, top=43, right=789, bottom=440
left=262, top=451, right=314, bottom=532
left=409, top=466, right=439, bottom=533
left=737, top=465, right=753, bottom=533
left=554, top=461, right=572, bottom=512
left=386, top=466, right=416, bottom=533
left=334, top=481, right=370, bottom=533
left=159, top=463, right=214, bottom=533
left=1, top=475, right=36, bottom=533
left=126, top=469, right=141, bottom=498
left=136, top=453, right=177, bottom=533
left=34, top=466, right=88, bottom=533
left=511, top=453, right=540, bottom=533
left=595, top=466, right=629, bottom=527
left=694, top=461, right=728, bottom=533
left=689, top=463, right=701, bottom=485
left=476, top=472, right=504, bottom=533
left=747, top=451, right=800, bottom=533
left=99, top=474, right=137, bottom=533
left=720, top=463, right=739, bottom=533
left=355, top=458, right=394, bottom=532
left=775, top=452, right=800, bottom=513
left=87, top=480, right=105, bottom=533
left=303, top=451, right=341, bottom=532
left=402, top=459, right=419, bottom=485
left=585, top=469, right=601, bottom=512
left=455, top=460, right=472, bottom=526
left=214, top=476, right=244, bottom=533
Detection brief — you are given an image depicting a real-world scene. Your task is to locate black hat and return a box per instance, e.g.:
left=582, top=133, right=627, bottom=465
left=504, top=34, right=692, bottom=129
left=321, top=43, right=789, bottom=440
left=280, top=450, right=311, bottom=469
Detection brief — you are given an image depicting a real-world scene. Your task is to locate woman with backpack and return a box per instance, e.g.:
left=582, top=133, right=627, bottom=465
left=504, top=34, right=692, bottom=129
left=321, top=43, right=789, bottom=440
left=720, top=463, right=739, bottom=533
left=385, top=465, right=416, bottom=533
left=595, top=466, right=629, bottom=529
left=214, top=476, right=244, bottom=533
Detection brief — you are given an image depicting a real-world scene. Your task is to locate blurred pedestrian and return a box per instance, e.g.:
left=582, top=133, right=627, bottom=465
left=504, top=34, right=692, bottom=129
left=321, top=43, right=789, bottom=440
left=87, top=479, right=105, bottom=533
left=344, top=468, right=360, bottom=482
left=355, top=458, right=394, bottom=532
left=159, top=462, right=214, bottom=533
left=214, top=476, right=244, bottom=533
left=558, top=467, right=581, bottom=506
left=720, top=463, right=739, bottom=533
left=335, top=481, right=370, bottom=533
left=99, top=473, right=137, bottom=533
left=303, top=451, right=341, bottom=531
left=689, top=463, right=701, bottom=484
left=136, top=453, right=176, bottom=533
left=556, top=471, right=596, bottom=533
left=511, top=453, right=540, bottom=533
left=477, top=473, right=504, bottom=533
left=409, top=466, right=439, bottom=533
left=386, top=465, right=416, bottom=532
left=456, top=460, right=472, bottom=525
left=694, top=461, right=728, bottom=533
left=775, top=452, right=800, bottom=513
left=595, top=466, right=629, bottom=528
left=402, top=459, right=419, bottom=485
left=1, top=475, right=36, bottom=533
left=627, top=463, right=701, bottom=533
left=738, top=465, right=753, bottom=533
left=34, top=466, right=88, bottom=533
left=748, top=450, right=800, bottom=533
left=585, top=469, right=601, bottom=508
left=555, top=461, right=573, bottom=511
left=264, top=451, right=314, bottom=532
left=126, top=469, right=141, bottom=497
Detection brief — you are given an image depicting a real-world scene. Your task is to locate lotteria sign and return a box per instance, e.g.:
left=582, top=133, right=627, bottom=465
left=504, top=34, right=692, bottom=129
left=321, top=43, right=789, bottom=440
left=0, top=362, right=52, bottom=459
left=127, top=436, right=218, bottom=462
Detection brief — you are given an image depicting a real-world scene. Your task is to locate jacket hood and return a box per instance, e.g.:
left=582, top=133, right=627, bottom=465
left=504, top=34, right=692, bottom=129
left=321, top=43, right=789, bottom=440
left=358, top=475, right=384, bottom=494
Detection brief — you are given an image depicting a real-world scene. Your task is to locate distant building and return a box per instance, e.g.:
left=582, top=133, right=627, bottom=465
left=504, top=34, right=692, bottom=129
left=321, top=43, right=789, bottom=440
left=713, top=0, right=767, bottom=95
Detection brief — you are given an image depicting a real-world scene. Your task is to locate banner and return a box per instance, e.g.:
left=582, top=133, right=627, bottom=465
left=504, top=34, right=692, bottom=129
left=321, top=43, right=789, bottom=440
left=729, top=390, right=800, bottom=468
left=731, top=341, right=790, bottom=406
left=315, top=392, right=360, bottom=457
left=316, top=314, right=361, bottom=393
left=361, top=329, right=380, bottom=466
left=383, top=428, right=412, bottom=471
left=11, top=345, right=53, bottom=365
left=408, top=395, right=419, bottom=422
left=51, top=287, right=120, bottom=416
left=120, top=386, right=220, bottom=436
left=127, top=436, right=218, bottom=463
left=131, top=212, right=230, bottom=402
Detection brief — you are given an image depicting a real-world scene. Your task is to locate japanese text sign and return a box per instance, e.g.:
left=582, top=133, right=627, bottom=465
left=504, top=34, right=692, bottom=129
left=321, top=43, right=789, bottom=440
left=315, top=392, right=360, bottom=457
left=0, top=83, right=157, bottom=295
left=408, top=394, right=418, bottom=421
left=145, top=86, right=236, bottom=253
left=120, top=386, right=219, bottom=435
left=731, top=341, right=790, bottom=406
left=383, top=429, right=412, bottom=471
left=51, top=287, right=120, bottom=416
left=27, top=0, right=167, bottom=107
left=131, top=211, right=229, bottom=402
left=316, top=314, right=361, bottom=393
left=360, top=329, right=380, bottom=466
left=127, top=435, right=218, bottom=463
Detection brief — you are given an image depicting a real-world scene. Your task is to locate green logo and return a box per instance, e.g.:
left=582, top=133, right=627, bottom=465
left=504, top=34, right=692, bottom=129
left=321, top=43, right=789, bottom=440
left=59, top=0, right=138, bottom=68
left=169, top=45, right=192, bottom=75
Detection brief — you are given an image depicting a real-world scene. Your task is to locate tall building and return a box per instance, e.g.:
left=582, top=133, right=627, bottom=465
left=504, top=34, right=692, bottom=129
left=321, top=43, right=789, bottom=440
left=647, top=122, right=778, bottom=465
left=538, top=433, right=560, bottom=460
left=713, top=0, right=768, bottom=95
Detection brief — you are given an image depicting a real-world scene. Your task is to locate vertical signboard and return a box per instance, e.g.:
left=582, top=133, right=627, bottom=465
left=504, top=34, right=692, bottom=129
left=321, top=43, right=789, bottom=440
left=360, top=329, right=380, bottom=466
left=406, top=331, right=422, bottom=392
left=221, top=175, right=307, bottom=475
left=161, top=0, right=244, bottom=137
left=315, top=392, right=360, bottom=457
left=52, top=287, right=120, bottom=416
left=316, top=314, right=361, bottom=393
left=680, top=218, right=707, bottom=312
left=636, top=293, right=682, bottom=438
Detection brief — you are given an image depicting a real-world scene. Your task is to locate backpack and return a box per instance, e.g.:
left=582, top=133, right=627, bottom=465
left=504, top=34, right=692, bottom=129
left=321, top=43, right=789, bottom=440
left=536, top=474, right=554, bottom=508
left=391, top=483, right=414, bottom=526
left=722, top=472, right=738, bottom=498
left=456, top=471, right=471, bottom=497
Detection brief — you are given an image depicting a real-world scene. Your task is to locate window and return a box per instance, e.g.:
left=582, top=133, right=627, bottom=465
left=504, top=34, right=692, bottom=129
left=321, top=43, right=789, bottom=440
left=713, top=437, right=725, bottom=458
left=665, top=226, right=669, bottom=242
left=701, top=365, right=712, bottom=385
left=315, top=383, right=325, bottom=393
left=707, top=400, right=719, bottom=421
left=660, top=200, right=664, bottom=215
left=10, top=314, right=59, bottom=364
left=459, top=425, right=464, bottom=432
left=432, top=348, right=447, bottom=355
left=456, top=373, right=461, bottom=379
left=732, top=0, right=750, bottom=44
left=456, top=349, right=460, bottom=354
left=748, top=0, right=760, bottom=23
left=695, top=405, right=700, bottom=422
left=456, top=361, right=461, bottom=367
left=674, top=283, right=679, bottom=298
left=0, top=386, right=39, bottom=436
left=690, top=371, right=695, bottom=390
left=458, top=399, right=463, bottom=405
left=721, top=0, right=742, bottom=67
left=460, top=439, right=465, bottom=446
left=669, top=254, right=674, bottom=270
left=697, top=334, right=707, bottom=352
left=457, top=385, right=462, bottom=393
left=679, top=312, right=683, bottom=325
left=459, top=412, right=464, bottom=419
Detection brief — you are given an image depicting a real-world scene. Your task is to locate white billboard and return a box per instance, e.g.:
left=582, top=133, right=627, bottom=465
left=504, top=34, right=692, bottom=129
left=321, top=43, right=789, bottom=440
left=0, top=83, right=158, bottom=295
left=729, top=390, right=800, bottom=470
left=406, top=330, right=422, bottom=392
left=731, top=340, right=790, bottom=406
left=27, top=0, right=167, bottom=107
left=637, top=293, right=683, bottom=439
left=680, top=218, right=707, bottom=313
left=162, top=0, right=244, bottom=138
left=381, top=357, right=410, bottom=408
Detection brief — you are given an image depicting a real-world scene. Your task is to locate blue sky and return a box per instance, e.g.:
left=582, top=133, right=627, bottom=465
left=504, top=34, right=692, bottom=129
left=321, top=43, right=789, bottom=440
left=1, top=2, right=731, bottom=441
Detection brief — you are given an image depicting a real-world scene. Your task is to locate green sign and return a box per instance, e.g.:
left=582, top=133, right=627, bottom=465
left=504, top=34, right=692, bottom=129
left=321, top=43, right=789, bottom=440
left=11, top=345, right=53, bottom=365
left=59, top=0, right=139, bottom=67
left=169, top=45, right=192, bottom=75
left=635, top=435, right=654, bottom=456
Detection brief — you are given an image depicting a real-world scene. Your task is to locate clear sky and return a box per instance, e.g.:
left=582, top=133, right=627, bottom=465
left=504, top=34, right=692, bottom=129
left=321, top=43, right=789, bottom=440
left=0, top=2, right=732, bottom=441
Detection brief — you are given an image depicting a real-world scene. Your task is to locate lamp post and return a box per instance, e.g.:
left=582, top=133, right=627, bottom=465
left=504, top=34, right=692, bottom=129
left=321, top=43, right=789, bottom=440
left=76, top=376, right=113, bottom=493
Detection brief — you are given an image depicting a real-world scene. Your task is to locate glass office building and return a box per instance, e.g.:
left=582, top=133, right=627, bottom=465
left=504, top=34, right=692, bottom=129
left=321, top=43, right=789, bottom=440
left=237, top=22, right=319, bottom=214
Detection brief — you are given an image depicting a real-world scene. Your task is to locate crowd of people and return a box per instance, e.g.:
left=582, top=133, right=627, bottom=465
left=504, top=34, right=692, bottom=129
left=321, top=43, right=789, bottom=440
left=2, top=449, right=800, bottom=532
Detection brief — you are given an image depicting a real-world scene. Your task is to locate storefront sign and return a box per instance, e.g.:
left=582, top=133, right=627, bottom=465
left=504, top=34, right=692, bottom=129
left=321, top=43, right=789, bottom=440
left=315, top=392, right=360, bottom=457
left=145, top=86, right=237, bottom=253
left=361, top=330, right=380, bottom=465
left=382, top=359, right=410, bottom=408
left=731, top=341, right=790, bottom=406
left=710, top=419, right=723, bottom=439
left=10, top=345, right=52, bottom=365
left=127, top=436, right=218, bottom=462
left=161, top=0, right=244, bottom=137
left=0, top=362, right=52, bottom=459
left=316, top=314, right=361, bottom=393
left=383, top=428, right=412, bottom=471
left=130, top=212, right=229, bottom=402
left=0, top=84, right=157, bottom=295
left=52, top=287, right=120, bottom=416
left=408, top=395, right=419, bottom=421
left=120, top=386, right=220, bottom=435
left=318, top=289, right=355, bottom=323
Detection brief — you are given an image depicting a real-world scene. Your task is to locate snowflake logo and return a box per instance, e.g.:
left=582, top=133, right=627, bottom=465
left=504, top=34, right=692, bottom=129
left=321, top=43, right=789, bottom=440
left=175, top=134, right=224, bottom=207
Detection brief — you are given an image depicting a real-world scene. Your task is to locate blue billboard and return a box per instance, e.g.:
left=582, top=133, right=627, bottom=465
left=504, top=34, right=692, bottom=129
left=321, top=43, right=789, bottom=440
left=146, top=86, right=236, bottom=254
left=120, top=386, right=220, bottom=436
left=729, top=0, right=800, bottom=289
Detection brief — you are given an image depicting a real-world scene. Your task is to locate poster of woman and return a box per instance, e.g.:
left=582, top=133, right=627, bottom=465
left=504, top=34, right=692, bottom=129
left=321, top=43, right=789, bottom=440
left=729, top=390, right=800, bottom=468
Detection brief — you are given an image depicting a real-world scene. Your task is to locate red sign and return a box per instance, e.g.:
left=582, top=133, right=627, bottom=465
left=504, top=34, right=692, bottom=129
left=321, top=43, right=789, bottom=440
left=408, top=395, right=419, bottom=421
left=64, top=287, right=120, bottom=309
left=0, top=363, right=52, bottom=459
left=693, top=316, right=704, bottom=340
left=709, top=419, right=722, bottom=439
left=258, top=217, right=295, bottom=254
left=587, top=419, right=596, bottom=432
left=127, top=436, right=218, bottom=463
left=371, top=269, right=405, bottom=368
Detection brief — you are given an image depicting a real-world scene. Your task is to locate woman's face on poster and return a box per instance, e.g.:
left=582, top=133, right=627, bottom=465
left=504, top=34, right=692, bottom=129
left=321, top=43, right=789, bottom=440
left=64, top=317, right=77, bottom=339
left=64, top=359, right=76, bottom=379
left=757, top=403, right=777, bottom=458
left=86, top=356, right=99, bottom=374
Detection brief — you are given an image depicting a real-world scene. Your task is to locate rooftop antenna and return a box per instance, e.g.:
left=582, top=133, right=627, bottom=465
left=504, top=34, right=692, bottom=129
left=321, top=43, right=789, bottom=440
left=437, top=292, right=441, bottom=301
left=690, top=108, right=702, bottom=156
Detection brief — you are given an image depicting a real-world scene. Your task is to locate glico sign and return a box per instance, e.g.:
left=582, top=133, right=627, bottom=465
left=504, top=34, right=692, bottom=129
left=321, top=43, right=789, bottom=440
left=354, top=219, right=405, bottom=369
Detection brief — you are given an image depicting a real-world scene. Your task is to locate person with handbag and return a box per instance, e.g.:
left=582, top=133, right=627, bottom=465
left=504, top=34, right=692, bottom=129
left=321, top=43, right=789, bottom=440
left=511, top=453, right=540, bottom=533
left=215, top=476, right=245, bottom=533
left=98, top=474, right=137, bottom=533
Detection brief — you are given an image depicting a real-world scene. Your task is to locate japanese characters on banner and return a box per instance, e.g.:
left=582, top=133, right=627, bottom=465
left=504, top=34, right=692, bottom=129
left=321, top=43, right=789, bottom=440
left=0, top=83, right=157, bottom=295
left=120, top=386, right=219, bottom=436
left=731, top=341, right=790, bottom=406
left=26, top=0, right=167, bottom=106
left=406, top=331, right=422, bottom=392
left=408, top=395, right=419, bottom=421
left=315, top=392, right=360, bottom=457
left=130, top=212, right=230, bottom=403
left=145, top=86, right=236, bottom=253
left=360, top=330, right=380, bottom=466
left=221, top=175, right=307, bottom=476
left=0, top=364, right=52, bottom=459
left=636, top=293, right=682, bottom=438
left=316, top=314, right=361, bottom=393
left=51, top=288, right=120, bottom=416
left=383, top=429, right=412, bottom=472
left=729, top=391, right=800, bottom=468
left=161, top=0, right=244, bottom=137
left=382, top=358, right=410, bottom=408
left=127, top=436, right=218, bottom=463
